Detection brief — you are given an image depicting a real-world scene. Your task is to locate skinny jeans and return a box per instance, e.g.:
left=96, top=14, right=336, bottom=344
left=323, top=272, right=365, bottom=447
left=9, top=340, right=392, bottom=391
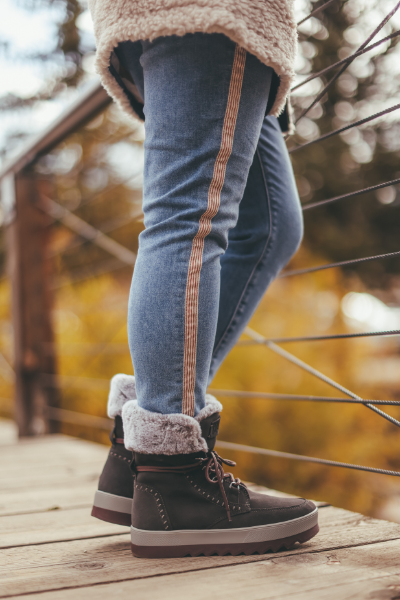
left=116, top=34, right=303, bottom=417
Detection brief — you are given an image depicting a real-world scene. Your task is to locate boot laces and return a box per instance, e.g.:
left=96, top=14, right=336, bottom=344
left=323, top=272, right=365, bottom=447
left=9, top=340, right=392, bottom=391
left=135, top=451, right=245, bottom=523
left=201, top=451, right=244, bottom=522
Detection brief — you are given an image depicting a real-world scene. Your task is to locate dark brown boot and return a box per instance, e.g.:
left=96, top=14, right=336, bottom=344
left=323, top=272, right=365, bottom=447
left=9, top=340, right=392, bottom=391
left=122, top=397, right=318, bottom=558
left=91, top=374, right=136, bottom=526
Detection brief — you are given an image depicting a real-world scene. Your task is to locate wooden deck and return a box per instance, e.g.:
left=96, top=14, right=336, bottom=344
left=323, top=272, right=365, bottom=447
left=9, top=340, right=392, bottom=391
left=2, top=419, right=400, bottom=600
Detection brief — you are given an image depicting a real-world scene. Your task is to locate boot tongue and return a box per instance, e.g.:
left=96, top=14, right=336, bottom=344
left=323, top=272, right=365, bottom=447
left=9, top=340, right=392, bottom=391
left=200, top=412, right=220, bottom=451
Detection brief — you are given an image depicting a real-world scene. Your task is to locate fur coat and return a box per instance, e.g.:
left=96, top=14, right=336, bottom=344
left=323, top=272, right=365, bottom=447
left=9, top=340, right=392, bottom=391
left=88, top=0, right=297, bottom=126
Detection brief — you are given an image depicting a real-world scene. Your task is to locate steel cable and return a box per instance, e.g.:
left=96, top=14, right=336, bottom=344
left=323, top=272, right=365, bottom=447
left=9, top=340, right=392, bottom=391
left=279, top=249, right=400, bottom=278
left=245, top=327, right=400, bottom=429
left=49, top=209, right=143, bottom=258
left=216, top=440, right=400, bottom=477
left=297, top=0, right=348, bottom=26
left=292, top=29, right=400, bottom=92
left=209, top=388, right=400, bottom=405
left=237, top=329, right=400, bottom=344
left=290, top=103, right=400, bottom=154
left=294, top=0, right=400, bottom=125
left=302, top=177, right=400, bottom=211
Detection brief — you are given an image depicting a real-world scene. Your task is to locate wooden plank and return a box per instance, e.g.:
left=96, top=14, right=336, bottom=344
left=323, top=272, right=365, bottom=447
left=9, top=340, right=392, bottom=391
left=0, top=460, right=107, bottom=492
left=0, top=507, right=126, bottom=549
left=0, top=437, right=108, bottom=469
left=0, top=434, right=108, bottom=452
left=0, top=480, right=98, bottom=516
left=1, top=506, right=399, bottom=594
left=0, top=483, right=101, bottom=517
left=4, top=536, right=400, bottom=600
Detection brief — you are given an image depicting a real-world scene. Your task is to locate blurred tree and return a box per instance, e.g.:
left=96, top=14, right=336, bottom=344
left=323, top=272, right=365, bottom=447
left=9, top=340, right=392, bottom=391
left=291, top=0, right=400, bottom=291
left=0, top=0, right=89, bottom=112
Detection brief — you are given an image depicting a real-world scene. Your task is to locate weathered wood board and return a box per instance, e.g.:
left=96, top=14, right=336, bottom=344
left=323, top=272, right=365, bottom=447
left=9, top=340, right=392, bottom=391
left=1, top=419, right=399, bottom=600
left=2, top=506, right=400, bottom=597
left=6, top=539, right=400, bottom=600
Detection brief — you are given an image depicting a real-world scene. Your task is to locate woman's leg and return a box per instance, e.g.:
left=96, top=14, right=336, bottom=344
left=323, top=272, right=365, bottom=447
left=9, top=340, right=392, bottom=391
left=125, top=33, right=273, bottom=416
left=96, top=37, right=318, bottom=556
left=209, top=115, right=303, bottom=382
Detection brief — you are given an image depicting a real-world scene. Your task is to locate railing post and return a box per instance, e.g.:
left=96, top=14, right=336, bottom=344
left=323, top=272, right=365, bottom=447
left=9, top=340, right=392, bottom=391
left=4, top=171, right=59, bottom=437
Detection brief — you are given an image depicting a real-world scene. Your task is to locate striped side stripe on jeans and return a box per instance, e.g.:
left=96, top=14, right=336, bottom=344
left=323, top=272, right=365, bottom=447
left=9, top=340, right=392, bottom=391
left=182, top=44, right=247, bottom=416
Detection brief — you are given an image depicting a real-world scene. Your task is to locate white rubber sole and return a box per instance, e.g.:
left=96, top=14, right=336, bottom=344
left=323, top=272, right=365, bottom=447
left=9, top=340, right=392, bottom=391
left=91, top=490, right=132, bottom=526
left=131, top=507, right=319, bottom=558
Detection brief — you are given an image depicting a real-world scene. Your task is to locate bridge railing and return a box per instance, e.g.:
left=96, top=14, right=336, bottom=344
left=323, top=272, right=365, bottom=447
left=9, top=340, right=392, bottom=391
left=1, top=0, right=400, bottom=485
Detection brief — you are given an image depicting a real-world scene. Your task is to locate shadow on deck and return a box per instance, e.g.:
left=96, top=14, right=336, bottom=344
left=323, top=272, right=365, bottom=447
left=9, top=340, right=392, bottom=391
left=2, top=418, right=400, bottom=600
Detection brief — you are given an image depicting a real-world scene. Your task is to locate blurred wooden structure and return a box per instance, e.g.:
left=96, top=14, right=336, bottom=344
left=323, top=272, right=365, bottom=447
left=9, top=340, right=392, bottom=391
left=0, top=82, right=111, bottom=436
left=2, top=419, right=400, bottom=600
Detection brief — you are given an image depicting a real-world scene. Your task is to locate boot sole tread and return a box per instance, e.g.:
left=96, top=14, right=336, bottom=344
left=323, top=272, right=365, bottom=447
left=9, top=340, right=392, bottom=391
left=91, top=491, right=132, bottom=526
left=130, top=508, right=318, bottom=558
left=131, top=523, right=319, bottom=558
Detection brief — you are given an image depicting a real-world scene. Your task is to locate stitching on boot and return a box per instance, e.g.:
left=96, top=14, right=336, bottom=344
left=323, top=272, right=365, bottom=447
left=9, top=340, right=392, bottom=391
left=185, top=475, right=249, bottom=512
left=134, top=481, right=171, bottom=530
left=109, top=450, right=131, bottom=463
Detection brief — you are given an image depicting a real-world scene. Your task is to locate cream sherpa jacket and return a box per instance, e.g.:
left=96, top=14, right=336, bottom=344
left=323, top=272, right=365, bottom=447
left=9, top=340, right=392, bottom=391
left=89, top=0, right=297, bottom=125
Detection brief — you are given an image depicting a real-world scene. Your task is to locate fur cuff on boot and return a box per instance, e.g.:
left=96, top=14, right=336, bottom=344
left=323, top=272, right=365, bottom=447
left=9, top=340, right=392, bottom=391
left=108, top=374, right=137, bottom=418
left=121, top=395, right=223, bottom=455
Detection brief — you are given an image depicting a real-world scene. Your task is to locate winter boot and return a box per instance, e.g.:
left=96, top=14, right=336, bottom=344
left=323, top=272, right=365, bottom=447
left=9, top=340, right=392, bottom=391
left=122, top=396, right=319, bottom=558
left=91, top=374, right=137, bottom=526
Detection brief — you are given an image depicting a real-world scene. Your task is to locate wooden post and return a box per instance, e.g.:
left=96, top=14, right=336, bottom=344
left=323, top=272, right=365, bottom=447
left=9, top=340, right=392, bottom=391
left=4, top=171, right=59, bottom=437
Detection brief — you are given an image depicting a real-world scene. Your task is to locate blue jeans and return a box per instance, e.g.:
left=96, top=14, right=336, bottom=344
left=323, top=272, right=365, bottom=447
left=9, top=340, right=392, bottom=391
left=115, top=34, right=303, bottom=418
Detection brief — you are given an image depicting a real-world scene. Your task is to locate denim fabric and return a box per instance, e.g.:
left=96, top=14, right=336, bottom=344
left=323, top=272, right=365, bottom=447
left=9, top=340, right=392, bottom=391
left=115, top=34, right=303, bottom=416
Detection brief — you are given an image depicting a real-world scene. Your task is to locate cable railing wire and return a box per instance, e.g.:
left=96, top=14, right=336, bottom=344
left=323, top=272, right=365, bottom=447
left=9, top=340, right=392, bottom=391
left=43, top=404, right=400, bottom=477
left=279, top=249, right=400, bottom=278
left=35, top=376, right=400, bottom=405
left=208, top=388, right=400, bottom=405
left=216, top=440, right=400, bottom=477
left=302, top=177, right=400, bottom=211
left=49, top=209, right=143, bottom=259
left=294, top=0, right=400, bottom=125
left=245, top=327, right=400, bottom=429
left=42, top=196, right=137, bottom=266
left=237, top=328, right=400, bottom=344
left=290, top=103, right=400, bottom=154
left=297, top=0, right=347, bottom=26
left=292, top=29, right=400, bottom=92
